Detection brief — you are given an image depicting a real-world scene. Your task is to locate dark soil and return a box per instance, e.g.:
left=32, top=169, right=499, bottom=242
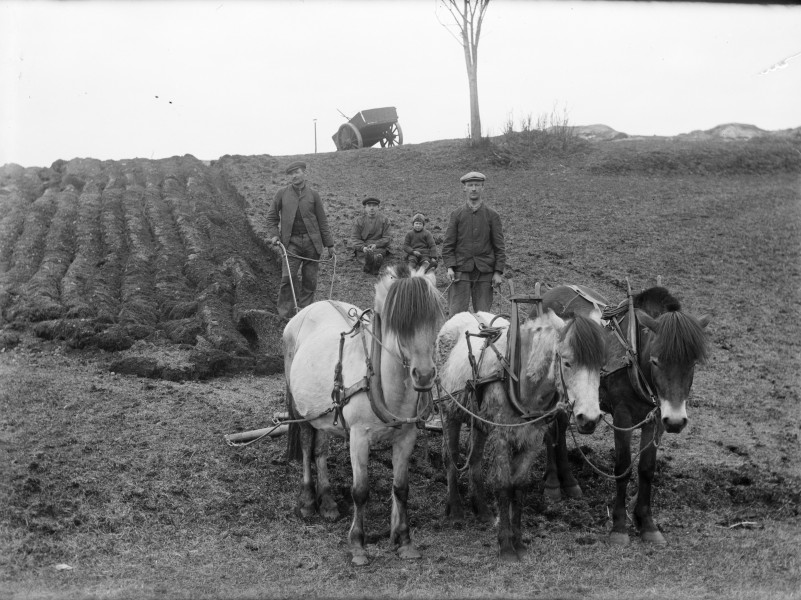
left=1, top=135, right=799, bottom=598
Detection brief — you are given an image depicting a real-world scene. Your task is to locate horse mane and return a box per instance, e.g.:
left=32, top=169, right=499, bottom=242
left=634, top=286, right=681, bottom=317
left=652, top=311, right=709, bottom=365
left=377, top=264, right=443, bottom=343
left=561, top=315, right=607, bottom=371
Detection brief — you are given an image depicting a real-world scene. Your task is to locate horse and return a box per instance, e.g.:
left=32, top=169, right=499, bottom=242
left=436, top=306, right=607, bottom=561
left=539, top=284, right=710, bottom=545
left=283, top=264, right=444, bottom=566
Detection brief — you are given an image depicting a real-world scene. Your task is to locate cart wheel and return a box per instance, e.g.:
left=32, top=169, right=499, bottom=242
left=379, top=122, right=403, bottom=147
left=337, top=123, right=363, bottom=150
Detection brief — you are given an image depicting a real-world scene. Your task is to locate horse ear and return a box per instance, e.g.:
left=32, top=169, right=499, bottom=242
left=545, top=309, right=566, bottom=330
left=698, top=314, right=712, bottom=328
left=635, top=309, right=658, bottom=332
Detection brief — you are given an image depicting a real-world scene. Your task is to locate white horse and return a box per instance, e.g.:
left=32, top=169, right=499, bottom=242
left=283, top=264, right=444, bottom=566
left=437, top=308, right=607, bottom=561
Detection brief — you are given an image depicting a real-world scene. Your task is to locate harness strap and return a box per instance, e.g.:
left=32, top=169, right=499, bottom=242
left=504, top=280, right=544, bottom=417
left=603, top=291, right=658, bottom=408
left=366, top=313, right=420, bottom=428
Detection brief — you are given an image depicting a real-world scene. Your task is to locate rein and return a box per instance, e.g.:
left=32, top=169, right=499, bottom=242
left=273, top=241, right=339, bottom=314
left=564, top=407, right=662, bottom=481
left=326, top=301, right=433, bottom=431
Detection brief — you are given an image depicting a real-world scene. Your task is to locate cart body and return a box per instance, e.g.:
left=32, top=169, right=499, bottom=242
left=332, top=107, right=403, bottom=150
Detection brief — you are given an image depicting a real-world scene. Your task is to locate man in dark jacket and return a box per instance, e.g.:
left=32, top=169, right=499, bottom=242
left=351, top=197, right=392, bottom=275
left=441, top=171, right=506, bottom=315
left=266, top=161, right=335, bottom=318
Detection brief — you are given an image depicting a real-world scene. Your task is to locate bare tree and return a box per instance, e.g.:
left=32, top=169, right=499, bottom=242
left=437, top=0, right=490, bottom=146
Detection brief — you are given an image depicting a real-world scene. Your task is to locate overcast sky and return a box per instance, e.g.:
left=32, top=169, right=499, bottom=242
left=1, top=0, right=800, bottom=167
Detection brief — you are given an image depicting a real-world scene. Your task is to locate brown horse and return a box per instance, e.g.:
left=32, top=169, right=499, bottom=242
left=436, top=308, right=606, bottom=561
left=540, top=284, right=710, bottom=544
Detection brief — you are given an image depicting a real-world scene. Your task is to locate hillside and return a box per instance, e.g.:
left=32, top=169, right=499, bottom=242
left=1, top=130, right=800, bottom=380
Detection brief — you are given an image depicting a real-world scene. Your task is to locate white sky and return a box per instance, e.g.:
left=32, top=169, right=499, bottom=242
left=1, top=0, right=800, bottom=167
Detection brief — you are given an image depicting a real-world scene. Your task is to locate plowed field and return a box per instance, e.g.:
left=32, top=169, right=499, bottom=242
left=1, top=135, right=800, bottom=599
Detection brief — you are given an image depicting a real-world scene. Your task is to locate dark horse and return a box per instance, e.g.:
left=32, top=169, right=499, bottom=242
left=539, top=284, right=710, bottom=544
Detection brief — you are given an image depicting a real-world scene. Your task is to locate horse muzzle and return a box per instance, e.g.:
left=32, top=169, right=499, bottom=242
left=660, top=401, right=688, bottom=433
left=662, top=414, right=688, bottom=434
left=574, top=413, right=601, bottom=435
left=411, top=366, right=436, bottom=392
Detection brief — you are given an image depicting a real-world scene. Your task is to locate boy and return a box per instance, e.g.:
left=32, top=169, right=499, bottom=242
left=403, top=213, right=437, bottom=272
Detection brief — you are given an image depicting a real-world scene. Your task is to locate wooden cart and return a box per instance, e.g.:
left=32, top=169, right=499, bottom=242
left=332, top=107, right=403, bottom=150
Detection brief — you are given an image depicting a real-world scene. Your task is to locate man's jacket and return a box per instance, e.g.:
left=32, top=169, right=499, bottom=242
left=351, top=215, right=392, bottom=252
left=265, top=184, right=334, bottom=254
left=442, top=203, right=506, bottom=274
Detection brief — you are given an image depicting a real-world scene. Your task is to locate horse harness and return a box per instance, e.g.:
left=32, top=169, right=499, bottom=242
left=456, top=282, right=568, bottom=424
left=327, top=301, right=433, bottom=432
left=568, top=281, right=659, bottom=409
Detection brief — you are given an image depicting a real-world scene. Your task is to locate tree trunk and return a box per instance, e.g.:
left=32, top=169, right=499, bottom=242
left=468, top=68, right=481, bottom=145
left=463, top=33, right=481, bottom=145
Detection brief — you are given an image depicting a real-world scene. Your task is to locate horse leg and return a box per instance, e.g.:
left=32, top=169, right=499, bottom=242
left=492, top=437, right=518, bottom=562
left=509, top=439, right=542, bottom=559
left=468, top=426, right=493, bottom=524
left=313, top=430, right=339, bottom=521
left=348, top=432, right=371, bottom=566
left=442, top=411, right=465, bottom=522
left=554, top=411, right=582, bottom=498
left=543, top=421, right=562, bottom=502
left=610, top=425, right=634, bottom=545
left=390, top=429, right=422, bottom=560
left=634, top=421, right=667, bottom=544
left=295, top=423, right=317, bottom=518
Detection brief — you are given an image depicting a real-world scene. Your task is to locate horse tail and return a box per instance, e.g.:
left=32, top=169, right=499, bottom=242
left=285, top=384, right=303, bottom=463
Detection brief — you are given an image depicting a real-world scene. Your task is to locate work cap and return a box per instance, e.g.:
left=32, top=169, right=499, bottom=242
left=362, top=197, right=380, bottom=206
left=412, top=213, right=425, bottom=224
left=460, top=171, right=486, bottom=184
left=285, top=161, right=307, bottom=174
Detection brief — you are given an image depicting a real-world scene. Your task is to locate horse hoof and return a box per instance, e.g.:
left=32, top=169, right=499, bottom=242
left=318, top=498, right=340, bottom=522
left=320, top=507, right=340, bottom=522
left=477, top=510, right=495, bottom=525
left=641, top=530, right=667, bottom=545
left=544, top=486, right=562, bottom=503
left=295, top=505, right=316, bottom=519
left=609, top=531, right=630, bottom=545
left=499, top=548, right=521, bottom=563
left=562, top=485, right=583, bottom=499
left=351, top=552, right=369, bottom=567
left=446, top=506, right=465, bottom=524
left=398, top=544, right=422, bottom=560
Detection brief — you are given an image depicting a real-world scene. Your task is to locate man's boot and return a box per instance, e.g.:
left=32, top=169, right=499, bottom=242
left=371, top=253, right=383, bottom=275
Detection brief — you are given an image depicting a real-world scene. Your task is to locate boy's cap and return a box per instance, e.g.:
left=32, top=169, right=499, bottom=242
left=460, top=171, right=486, bottom=183
left=362, top=197, right=380, bottom=206
left=412, top=213, right=425, bottom=224
left=285, top=161, right=307, bottom=174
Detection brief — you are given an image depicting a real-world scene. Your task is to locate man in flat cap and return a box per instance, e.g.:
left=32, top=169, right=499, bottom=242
left=351, top=197, right=392, bottom=275
left=441, top=171, right=506, bottom=315
left=265, top=161, right=335, bottom=318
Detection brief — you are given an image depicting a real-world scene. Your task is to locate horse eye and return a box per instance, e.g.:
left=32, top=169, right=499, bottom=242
left=563, top=360, right=572, bottom=368
left=650, top=357, right=660, bottom=366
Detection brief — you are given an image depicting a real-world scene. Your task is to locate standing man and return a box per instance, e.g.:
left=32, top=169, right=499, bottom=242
left=441, top=171, right=506, bottom=315
left=266, top=160, right=335, bottom=318
left=351, top=197, right=392, bottom=275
